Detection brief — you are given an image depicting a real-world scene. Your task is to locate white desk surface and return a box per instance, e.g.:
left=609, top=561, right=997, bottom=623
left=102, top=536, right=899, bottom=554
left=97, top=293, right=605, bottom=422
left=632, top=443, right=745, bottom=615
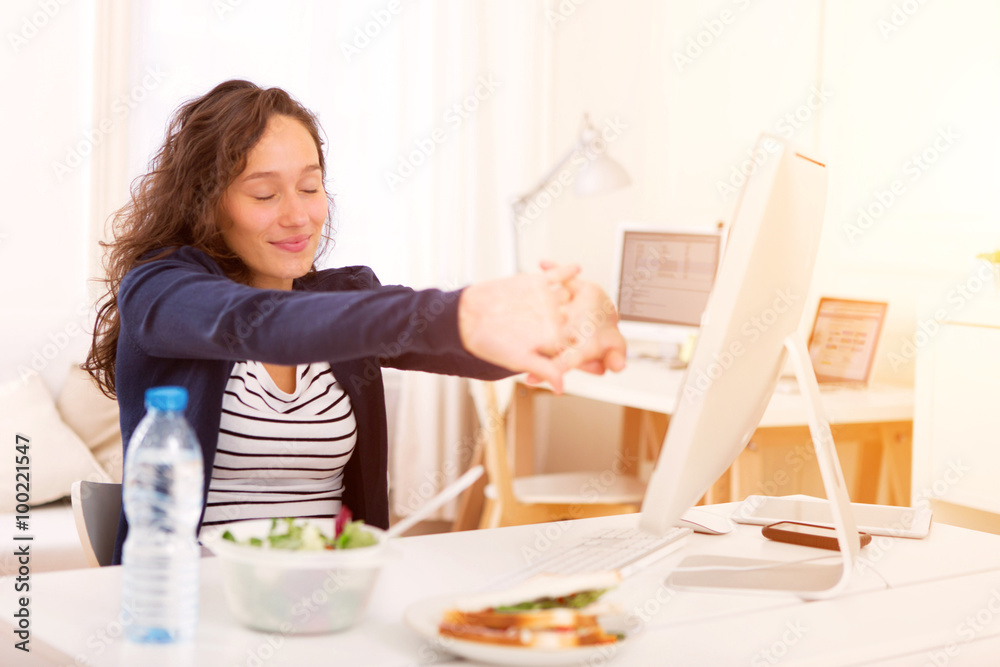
left=555, top=358, right=913, bottom=427
left=4, top=507, right=1000, bottom=667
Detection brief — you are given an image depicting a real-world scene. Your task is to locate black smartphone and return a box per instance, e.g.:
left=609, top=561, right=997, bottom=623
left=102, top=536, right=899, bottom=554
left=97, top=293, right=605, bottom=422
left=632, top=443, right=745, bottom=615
left=762, top=521, right=872, bottom=551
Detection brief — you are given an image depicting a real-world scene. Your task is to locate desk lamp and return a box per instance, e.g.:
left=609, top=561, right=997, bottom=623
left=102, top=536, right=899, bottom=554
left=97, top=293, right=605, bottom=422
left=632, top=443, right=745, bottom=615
left=510, top=114, right=630, bottom=272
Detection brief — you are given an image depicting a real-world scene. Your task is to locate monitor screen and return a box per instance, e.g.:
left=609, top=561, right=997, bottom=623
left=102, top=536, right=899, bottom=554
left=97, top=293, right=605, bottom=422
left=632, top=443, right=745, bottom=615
left=807, top=298, right=888, bottom=384
left=616, top=229, right=721, bottom=327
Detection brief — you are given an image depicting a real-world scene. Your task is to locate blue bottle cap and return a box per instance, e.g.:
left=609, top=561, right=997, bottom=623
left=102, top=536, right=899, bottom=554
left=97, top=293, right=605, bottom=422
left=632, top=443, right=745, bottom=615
left=144, top=386, right=189, bottom=411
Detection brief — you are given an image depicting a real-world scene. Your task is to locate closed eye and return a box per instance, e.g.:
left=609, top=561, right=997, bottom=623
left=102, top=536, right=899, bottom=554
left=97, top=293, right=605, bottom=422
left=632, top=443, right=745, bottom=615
left=253, top=195, right=275, bottom=201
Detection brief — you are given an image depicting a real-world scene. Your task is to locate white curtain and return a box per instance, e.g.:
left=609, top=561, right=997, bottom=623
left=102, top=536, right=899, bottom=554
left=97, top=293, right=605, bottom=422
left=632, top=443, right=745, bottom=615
left=120, top=0, right=553, bottom=521
left=387, top=2, right=552, bottom=520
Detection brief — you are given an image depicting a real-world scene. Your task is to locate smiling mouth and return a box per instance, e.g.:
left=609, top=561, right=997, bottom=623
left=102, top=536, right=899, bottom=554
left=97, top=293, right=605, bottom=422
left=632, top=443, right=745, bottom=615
left=271, top=235, right=311, bottom=253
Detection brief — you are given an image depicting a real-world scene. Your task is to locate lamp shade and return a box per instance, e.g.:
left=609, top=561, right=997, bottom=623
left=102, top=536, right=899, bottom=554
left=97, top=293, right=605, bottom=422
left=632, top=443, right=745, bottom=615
left=509, top=113, right=631, bottom=272
left=573, top=152, right=631, bottom=197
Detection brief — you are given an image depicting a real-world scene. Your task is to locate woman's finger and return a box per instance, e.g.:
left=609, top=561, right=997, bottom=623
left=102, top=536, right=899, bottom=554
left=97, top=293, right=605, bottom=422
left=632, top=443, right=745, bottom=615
left=541, top=263, right=580, bottom=286
left=519, top=355, right=565, bottom=394
left=603, top=347, right=627, bottom=372
left=576, top=359, right=608, bottom=375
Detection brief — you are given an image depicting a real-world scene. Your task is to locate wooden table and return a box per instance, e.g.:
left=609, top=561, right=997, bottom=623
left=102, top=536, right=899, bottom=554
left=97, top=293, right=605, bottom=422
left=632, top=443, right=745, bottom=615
left=511, top=359, right=914, bottom=505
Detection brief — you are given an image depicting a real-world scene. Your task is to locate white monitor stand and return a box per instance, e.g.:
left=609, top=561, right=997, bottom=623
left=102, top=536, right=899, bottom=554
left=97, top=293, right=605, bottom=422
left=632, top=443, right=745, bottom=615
left=666, top=333, right=862, bottom=600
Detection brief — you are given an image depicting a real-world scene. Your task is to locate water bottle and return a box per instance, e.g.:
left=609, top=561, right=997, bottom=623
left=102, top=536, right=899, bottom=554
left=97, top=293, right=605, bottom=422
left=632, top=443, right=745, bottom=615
left=121, top=386, right=204, bottom=643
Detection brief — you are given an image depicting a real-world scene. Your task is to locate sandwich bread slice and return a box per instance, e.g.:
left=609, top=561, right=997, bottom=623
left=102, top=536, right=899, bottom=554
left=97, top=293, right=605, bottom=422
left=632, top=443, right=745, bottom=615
left=439, top=571, right=623, bottom=649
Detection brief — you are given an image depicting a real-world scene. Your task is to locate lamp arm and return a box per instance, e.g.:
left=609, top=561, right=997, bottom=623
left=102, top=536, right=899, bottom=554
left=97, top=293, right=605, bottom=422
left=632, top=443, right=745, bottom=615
left=511, top=139, right=585, bottom=212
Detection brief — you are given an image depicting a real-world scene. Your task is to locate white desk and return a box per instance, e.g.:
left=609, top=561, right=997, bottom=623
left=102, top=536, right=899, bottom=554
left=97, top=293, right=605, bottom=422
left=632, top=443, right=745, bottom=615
left=559, top=359, right=914, bottom=427
left=509, top=360, right=914, bottom=505
left=5, top=509, right=1000, bottom=666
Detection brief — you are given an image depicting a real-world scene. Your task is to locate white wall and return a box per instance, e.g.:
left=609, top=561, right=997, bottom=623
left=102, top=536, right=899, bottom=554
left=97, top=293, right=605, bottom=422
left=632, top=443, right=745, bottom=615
left=5, top=1, right=998, bottom=470
left=544, top=0, right=1000, bottom=385
left=532, top=0, right=1000, bottom=473
left=0, top=0, right=95, bottom=396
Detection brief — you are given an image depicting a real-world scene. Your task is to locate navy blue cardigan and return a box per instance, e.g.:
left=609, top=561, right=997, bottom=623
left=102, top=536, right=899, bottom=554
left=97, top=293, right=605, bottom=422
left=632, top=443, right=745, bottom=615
left=111, top=246, right=509, bottom=564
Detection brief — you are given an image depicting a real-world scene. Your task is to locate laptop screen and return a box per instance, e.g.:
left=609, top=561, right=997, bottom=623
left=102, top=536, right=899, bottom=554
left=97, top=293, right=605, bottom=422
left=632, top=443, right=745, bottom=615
left=616, top=229, right=721, bottom=327
left=807, top=298, right=888, bottom=384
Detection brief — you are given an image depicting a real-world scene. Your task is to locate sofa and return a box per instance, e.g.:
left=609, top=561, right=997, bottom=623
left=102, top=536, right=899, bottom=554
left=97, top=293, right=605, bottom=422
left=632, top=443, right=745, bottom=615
left=0, top=365, right=123, bottom=576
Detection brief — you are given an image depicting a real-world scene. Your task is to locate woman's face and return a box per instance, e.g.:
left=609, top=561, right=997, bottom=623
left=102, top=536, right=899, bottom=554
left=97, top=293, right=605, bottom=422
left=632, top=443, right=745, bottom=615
left=220, top=115, right=328, bottom=290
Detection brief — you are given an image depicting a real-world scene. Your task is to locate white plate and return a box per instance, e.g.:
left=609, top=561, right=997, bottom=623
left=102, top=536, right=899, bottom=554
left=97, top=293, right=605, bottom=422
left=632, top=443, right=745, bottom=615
left=404, top=595, right=633, bottom=666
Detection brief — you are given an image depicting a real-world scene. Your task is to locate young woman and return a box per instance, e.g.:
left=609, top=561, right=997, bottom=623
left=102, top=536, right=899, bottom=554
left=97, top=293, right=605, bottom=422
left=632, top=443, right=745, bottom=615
left=85, top=80, right=626, bottom=564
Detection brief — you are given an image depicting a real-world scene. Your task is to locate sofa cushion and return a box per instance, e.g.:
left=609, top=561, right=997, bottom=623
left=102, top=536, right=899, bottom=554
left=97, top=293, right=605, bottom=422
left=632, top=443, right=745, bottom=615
left=56, top=365, right=123, bottom=483
left=0, top=374, right=111, bottom=512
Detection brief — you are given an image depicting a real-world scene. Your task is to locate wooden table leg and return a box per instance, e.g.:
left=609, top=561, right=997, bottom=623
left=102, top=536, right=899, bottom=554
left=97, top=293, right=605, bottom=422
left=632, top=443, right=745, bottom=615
left=878, top=422, right=912, bottom=506
left=621, top=408, right=668, bottom=482
left=510, top=385, right=537, bottom=477
left=451, top=443, right=487, bottom=532
left=842, top=423, right=884, bottom=504
left=621, top=407, right=643, bottom=478
left=723, top=422, right=912, bottom=506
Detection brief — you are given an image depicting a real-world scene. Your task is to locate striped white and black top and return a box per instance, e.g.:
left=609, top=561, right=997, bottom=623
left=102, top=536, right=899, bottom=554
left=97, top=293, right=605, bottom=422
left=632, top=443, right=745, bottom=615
left=200, top=360, right=357, bottom=529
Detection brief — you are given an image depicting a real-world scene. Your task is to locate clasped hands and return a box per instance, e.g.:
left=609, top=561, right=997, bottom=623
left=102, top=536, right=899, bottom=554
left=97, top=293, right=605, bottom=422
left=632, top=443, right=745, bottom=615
left=458, top=263, right=627, bottom=393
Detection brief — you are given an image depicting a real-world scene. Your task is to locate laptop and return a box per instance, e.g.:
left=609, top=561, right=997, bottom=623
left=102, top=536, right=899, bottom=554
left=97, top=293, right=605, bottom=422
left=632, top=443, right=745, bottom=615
left=806, top=298, right=888, bottom=389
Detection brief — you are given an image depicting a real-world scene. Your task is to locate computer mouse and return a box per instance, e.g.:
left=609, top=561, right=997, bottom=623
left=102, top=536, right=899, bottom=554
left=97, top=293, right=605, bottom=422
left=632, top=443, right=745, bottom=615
left=677, top=507, right=735, bottom=535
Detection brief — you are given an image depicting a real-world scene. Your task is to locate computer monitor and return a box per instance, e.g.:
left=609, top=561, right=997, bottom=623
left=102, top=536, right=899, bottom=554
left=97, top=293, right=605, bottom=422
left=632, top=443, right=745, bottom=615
left=612, top=224, right=723, bottom=360
left=638, top=134, right=862, bottom=598
left=808, top=297, right=888, bottom=386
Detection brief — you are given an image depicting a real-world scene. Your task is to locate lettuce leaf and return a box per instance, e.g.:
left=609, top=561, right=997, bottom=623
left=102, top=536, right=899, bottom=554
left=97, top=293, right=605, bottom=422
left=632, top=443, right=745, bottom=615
left=494, top=589, right=609, bottom=612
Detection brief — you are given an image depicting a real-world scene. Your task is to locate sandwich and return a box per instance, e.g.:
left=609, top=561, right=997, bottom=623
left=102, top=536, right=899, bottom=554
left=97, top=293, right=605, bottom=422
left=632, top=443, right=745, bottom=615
left=438, top=571, right=623, bottom=649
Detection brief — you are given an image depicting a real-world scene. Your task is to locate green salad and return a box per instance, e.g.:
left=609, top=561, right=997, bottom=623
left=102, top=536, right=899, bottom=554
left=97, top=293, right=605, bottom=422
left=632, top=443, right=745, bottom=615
left=494, top=589, right=609, bottom=612
left=222, top=517, right=377, bottom=550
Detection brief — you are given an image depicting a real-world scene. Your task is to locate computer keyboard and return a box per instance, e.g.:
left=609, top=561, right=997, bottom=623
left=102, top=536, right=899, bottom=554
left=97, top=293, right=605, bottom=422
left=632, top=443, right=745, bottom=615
left=488, top=525, right=691, bottom=589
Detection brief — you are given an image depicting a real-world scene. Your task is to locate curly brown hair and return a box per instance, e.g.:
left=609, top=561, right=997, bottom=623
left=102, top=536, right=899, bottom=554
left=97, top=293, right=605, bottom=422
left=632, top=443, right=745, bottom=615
left=83, top=80, right=334, bottom=398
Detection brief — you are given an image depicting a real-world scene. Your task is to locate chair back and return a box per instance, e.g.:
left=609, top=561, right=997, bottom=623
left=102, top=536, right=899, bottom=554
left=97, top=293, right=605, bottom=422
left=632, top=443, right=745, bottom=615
left=468, top=380, right=518, bottom=509
left=70, top=480, right=122, bottom=568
